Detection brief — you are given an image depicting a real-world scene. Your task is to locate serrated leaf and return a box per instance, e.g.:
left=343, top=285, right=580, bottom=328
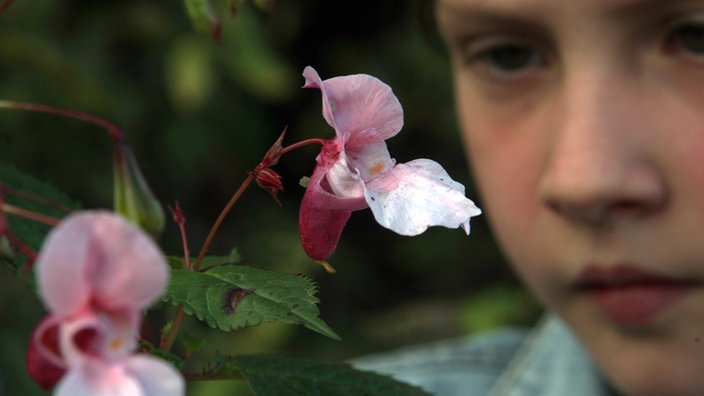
left=0, top=160, right=80, bottom=271
left=167, top=249, right=241, bottom=271
left=205, top=354, right=431, bottom=396
left=163, top=266, right=339, bottom=340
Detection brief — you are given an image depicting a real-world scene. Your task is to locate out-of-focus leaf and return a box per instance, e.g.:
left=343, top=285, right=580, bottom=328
left=221, top=4, right=297, bottom=102
left=199, top=354, right=431, bottom=396
left=165, top=36, right=216, bottom=112
left=0, top=160, right=79, bottom=271
left=163, top=265, right=339, bottom=340
left=183, top=0, right=221, bottom=40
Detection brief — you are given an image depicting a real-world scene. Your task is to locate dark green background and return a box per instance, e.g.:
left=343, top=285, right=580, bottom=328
left=0, top=1, right=539, bottom=395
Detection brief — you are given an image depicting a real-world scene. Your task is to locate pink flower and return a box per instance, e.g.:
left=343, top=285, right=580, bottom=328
left=299, top=67, right=482, bottom=260
left=27, top=211, right=184, bottom=395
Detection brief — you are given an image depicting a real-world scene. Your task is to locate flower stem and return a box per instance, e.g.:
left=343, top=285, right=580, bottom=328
left=0, top=101, right=123, bottom=143
left=193, top=173, right=255, bottom=272
left=161, top=306, right=185, bottom=352
left=3, top=186, right=72, bottom=213
left=169, top=202, right=191, bottom=269
left=163, top=134, right=326, bottom=352
left=276, top=137, right=327, bottom=158
left=1, top=202, right=61, bottom=227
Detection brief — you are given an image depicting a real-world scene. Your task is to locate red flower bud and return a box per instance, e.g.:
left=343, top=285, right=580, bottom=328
left=254, top=168, right=284, bottom=206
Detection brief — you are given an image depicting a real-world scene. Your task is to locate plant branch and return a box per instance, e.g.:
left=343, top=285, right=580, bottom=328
left=277, top=137, right=327, bottom=158
left=161, top=306, right=185, bottom=352
left=193, top=173, right=255, bottom=272
left=3, top=186, right=73, bottom=213
left=0, top=101, right=124, bottom=143
left=2, top=202, right=61, bottom=227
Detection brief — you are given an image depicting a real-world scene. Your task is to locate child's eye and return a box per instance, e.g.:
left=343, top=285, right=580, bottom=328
left=479, top=44, right=542, bottom=73
left=668, top=22, right=704, bottom=58
left=462, top=40, right=547, bottom=79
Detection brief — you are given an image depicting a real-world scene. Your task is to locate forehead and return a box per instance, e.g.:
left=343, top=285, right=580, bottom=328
left=436, top=0, right=676, bottom=18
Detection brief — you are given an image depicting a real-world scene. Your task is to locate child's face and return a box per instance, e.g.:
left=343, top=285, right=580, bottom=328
left=437, top=0, right=704, bottom=395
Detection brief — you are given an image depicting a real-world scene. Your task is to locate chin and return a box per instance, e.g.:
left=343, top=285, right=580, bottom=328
left=571, top=307, right=704, bottom=396
left=605, top=363, right=704, bottom=396
left=588, top=320, right=704, bottom=396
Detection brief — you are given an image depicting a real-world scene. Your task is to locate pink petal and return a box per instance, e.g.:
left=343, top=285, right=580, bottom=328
left=37, top=211, right=168, bottom=315
left=299, top=154, right=367, bottom=260
left=59, top=309, right=139, bottom=368
left=36, top=216, right=94, bottom=315
left=299, top=200, right=352, bottom=261
left=302, top=66, right=403, bottom=142
left=27, top=316, right=66, bottom=390
left=363, top=159, right=482, bottom=235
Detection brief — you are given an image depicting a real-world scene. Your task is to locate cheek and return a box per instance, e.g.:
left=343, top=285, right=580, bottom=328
left=456, top=83, right=564, bottom=304
left=458, top=102, right=548, bottom=276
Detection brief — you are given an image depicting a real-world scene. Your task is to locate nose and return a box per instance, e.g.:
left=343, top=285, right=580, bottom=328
left=539, top=68, right=667, bottom=227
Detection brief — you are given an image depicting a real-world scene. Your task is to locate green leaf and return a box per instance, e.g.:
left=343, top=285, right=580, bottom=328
left=0, top=160, right=80, bottom=271
left=183, top=0, right=220, bottom=39
left=163, top=265, right=339, bottom=340
left=167, top=249, right=241, bottom=271
left=202, top=354, right=431, bottom=396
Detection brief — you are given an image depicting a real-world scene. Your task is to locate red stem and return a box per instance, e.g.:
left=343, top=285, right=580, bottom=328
left=277, top=137, right=327, bottom=158
left=192, top=173, right=255, bottom=272
left=0, top=101, right=123, bottom=143
left=3, top=186, right=72, bottom=213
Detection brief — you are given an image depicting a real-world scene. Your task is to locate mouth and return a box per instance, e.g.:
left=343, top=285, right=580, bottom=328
left=573, top=264, right=701, bottom=328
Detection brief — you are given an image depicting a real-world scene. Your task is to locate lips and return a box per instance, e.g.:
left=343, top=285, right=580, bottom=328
left=574, top=265, right=700, bottom=327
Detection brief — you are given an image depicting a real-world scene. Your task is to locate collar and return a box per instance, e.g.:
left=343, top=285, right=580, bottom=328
left=489, top=314, right=616, bottom=396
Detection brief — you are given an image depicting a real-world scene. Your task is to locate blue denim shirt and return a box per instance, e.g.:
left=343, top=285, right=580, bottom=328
left=351, top=314, right=617, bottom=396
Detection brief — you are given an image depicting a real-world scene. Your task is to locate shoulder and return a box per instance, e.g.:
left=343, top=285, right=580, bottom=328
left=350, top=327, right=529, bottom=395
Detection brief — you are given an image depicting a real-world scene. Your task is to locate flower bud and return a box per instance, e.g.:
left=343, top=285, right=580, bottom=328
left=254, top=168, right=284, bottom=206
left=113, top=144, right=165, bottom=237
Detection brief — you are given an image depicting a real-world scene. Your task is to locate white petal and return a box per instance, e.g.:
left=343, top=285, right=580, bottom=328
left=124, top=355, right=185, bottom=396
left=363, top=159, right=482, bottom=235
left=326, top=151, right=366, bottom=199
left=345, top=137, right=396, bottom=181
left=54, top=361, right=143, bottom=396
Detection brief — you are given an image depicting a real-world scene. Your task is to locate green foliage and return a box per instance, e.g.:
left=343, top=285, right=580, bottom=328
left=164, top=264, right=340, bottom=340
left=201, top=354, right=431, bottom=396
left=183, top=0, right=220, bottom=38
left=167, top=248, right=241, bottom=271
left=0, top=160, right=79, bottom=270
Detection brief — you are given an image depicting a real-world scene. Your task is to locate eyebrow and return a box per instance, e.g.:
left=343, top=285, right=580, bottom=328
left=434, top=1, right=549, bottom=42
left=435, top=0, right=694, bottom=40
left=436, top=0, right=690, bottom=23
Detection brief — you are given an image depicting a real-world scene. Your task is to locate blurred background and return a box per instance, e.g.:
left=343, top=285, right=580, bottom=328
left=0, top=1, right=540, bottom=394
